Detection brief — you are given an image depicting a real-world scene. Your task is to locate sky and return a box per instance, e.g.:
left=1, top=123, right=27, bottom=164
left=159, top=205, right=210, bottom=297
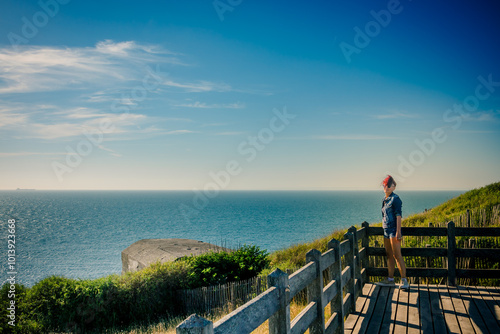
left=0, top=0, right=499, bottom=191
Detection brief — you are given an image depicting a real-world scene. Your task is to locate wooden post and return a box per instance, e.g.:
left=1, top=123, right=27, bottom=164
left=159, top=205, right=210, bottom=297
left=344, top=231, right=356, bottom=315
left=348, top=226, right=362, bottom=299
left=466, top=209, right=471, bottom=227
left=447, top=221, right=456, bottom=286
left=306, top=249, right=325, bottom=334
left=268, top=269, right=291, bottom=334
left=328, top=239, right=344, bottom=334
left=176, top=314, right=214, bottom=334
left=361, top=222, right=369, bottom=286
left=425, top=244, right=431, bottom=285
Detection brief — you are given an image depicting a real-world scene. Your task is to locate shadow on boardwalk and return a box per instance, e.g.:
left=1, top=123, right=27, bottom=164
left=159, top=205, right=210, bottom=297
left=344, top=283, right=500, bottom=334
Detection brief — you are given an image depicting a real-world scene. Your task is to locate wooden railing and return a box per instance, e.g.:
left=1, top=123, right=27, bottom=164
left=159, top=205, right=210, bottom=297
left=177, top=222, right=500, bottom=334
left=367, top=221, right=500, bottom=285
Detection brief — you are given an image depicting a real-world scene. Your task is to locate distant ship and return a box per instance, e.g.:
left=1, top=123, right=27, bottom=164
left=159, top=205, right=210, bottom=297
left=16, top=188, right=36, bottom=191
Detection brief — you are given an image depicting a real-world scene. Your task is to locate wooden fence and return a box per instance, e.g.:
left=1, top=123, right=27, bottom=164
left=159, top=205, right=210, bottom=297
left=176, top=276, right=268, bottom=315
left=177, top=222, right=500, bottom=334
left=177, top=225, right=365, bottom=334
left=366, top=221, right=500, bottom=285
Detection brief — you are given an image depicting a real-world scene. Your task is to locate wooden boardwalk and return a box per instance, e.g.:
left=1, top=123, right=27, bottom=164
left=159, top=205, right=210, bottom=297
left=344, top=283, right=500, bottom=334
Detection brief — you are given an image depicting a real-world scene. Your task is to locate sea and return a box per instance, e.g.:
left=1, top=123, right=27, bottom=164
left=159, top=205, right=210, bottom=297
left=0, top=190, right=463, bottom=287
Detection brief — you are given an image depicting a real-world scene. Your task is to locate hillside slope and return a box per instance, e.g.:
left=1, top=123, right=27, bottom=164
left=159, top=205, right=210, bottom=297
left=404, top=181, right=500, bottom=226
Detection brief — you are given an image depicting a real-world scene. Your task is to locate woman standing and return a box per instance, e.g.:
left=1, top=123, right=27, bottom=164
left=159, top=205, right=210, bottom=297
left=379, top=175, right=409, bottom=290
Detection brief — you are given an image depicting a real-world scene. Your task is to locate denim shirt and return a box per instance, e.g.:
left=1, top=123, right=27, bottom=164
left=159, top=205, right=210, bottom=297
left=382, top=192, right=402, bottom=228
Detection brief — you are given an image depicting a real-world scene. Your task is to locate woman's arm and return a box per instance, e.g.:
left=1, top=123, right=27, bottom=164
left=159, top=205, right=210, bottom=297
left=396, top=215, right=402, bottom=239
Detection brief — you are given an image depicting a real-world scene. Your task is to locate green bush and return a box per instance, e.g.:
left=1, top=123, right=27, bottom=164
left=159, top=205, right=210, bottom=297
left=0, top=283, right=38, bottom=334
left=184, top=245, right=270, bottom=287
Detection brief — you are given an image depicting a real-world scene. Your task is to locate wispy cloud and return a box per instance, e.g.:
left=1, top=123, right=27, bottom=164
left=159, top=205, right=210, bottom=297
left=0, top=40, right=254, bottom=105
left=174, top=101, right=245, bottom=109
left=214, top=131, right=245, bottom=136
left=0, top=152, right=74, bottom=157
left=164, top=130, right=197, bottom=135
left=163, top=80, right=232, bottom=93
left=372, top=111, right=418, bottom=119
left=0, top=107, right=29, bottom=127
left=314, top=134, right=400, bottom=140
left=455, top=130, right=497, bottom=134
left=0, top=40, right=182, bottom=94
left=0, top=101, right=190, bottom=141
left=200, top=123, right=229, bottom=127
left=465, top=110, right=500, bottom=122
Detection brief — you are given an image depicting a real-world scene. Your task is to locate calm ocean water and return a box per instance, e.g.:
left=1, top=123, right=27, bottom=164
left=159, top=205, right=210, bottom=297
left=0, top=190, right=463, bottom=286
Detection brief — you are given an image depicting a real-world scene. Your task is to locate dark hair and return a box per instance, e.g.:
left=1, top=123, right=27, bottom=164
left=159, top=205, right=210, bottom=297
left=382, top=175, right=396, bottom=188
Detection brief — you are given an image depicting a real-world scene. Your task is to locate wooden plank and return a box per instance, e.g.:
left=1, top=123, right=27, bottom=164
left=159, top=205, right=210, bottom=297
left=484, top=286, right=500, bottom=308
left=467, top=286, right=500, bottom=333
left=342, top=266, right=352, bottom=289
left=320, top=248, right=336, bottom=272
left=355, top=227, right=366, bottom=241
left=214, top=287, right=280, bottom=333
left=379, top=286, right=399, bottom=334
left=455, top=227, right=500, bottom=236
left=289, top=262, right=316, bottom=300
left=407, top=283, right=420, bottom=334
left=438, top=286, right=461, bottom=334
left=456, top=269, right=500, bottom=279
left=344, top=283, right=377, bottom=333
left=322, top=279, right=338, bottom=309
left=368, top=226, right=448, bottom=236
left=343, top=293, right=354, bottom=318
left=428, top=285, right=447, bottom=334
left=475, top=286, right=500, bottom=326
left=419, top=285, right=433, bottom=334
left=456, top=286, right=489, bottom=334
left=447, top=222, right=456, bottom=286
left=362, top=285, right=391, bottom=333
left=290, top=302, right=317, bottom=334
left=324, top=312, right=338, bottom=334
left=368, top=246, right=447, bottom=257
left=340, top=239, right=351, bottom=257
left=369, top=226, right=500, bottom=237
left=393, top=283, right=409, bottom=334
left=367, top=267, right=448, bottom=278
left=455, top=248, right=500, bottom=258
left=447, top=286, right=475, bottom=334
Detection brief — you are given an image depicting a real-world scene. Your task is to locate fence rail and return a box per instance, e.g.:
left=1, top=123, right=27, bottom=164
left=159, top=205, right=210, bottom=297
left=177, top=221, right=500, bottom=334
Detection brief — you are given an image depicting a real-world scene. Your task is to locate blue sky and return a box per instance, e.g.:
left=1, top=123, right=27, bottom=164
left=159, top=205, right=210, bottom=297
left=0, top=0, right=499, bottom=190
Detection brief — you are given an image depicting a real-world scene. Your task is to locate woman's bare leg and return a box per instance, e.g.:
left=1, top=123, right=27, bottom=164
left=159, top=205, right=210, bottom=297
left=390, top=237, right=406, bottom=278
left=384, top=237, right=395, bottom=278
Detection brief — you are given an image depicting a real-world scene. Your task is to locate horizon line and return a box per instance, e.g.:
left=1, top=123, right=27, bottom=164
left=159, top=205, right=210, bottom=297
left=1, top=188, right=469, bottom=192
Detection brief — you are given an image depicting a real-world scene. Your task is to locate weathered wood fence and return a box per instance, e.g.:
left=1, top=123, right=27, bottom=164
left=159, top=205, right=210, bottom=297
left=366, top=221, right=500, bottom=285
left=177, top=225, right=365, bottom=334
left=177, top=222, right=500, bottom=334
left=177, top=276, right=268, bottom=314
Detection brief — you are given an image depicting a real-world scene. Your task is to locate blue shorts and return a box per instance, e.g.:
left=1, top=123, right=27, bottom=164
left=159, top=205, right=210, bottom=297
left=383, top=226, right=398, bottom=239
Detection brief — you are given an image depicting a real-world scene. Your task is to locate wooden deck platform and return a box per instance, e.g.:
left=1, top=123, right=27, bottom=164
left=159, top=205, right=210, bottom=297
left=344, top=283, right=500, bottom=334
